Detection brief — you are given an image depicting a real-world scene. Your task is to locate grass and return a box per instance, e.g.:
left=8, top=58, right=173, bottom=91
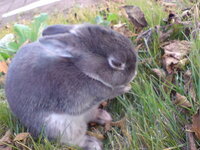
left=0, top=0, right=199, bottom=149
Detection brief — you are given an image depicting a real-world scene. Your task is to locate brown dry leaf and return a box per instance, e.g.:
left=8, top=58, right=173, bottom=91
left=0, top=130, right=12, bottom=150
left=14, top=133, right=31, bottom=150
left=184, top=70, right=196, bottom=101
left=105, top=117, right=132, bottom=144
left=158, top=27, right=174, bottom=43
left=0, top=61, right=8, bottom=74
left=152, top=68, right=166, bottom=80
left=162, top=40, right=191, bottom=60
left=112, top=23, right=137, bottom=38
left=162, top=40, right=192, bottom=74
left=191, top=109, right=200, bottom=140
left=0, top=130, right=12, bottom=145
left=123, top=5, right=148, bottom=28
left=162, top=56, right=179, bottom=74
left=174, top=93, right=192, bottom=108
left=185, top=125, right=197, bottom=150
left=13, top=133, right=30, bottom=142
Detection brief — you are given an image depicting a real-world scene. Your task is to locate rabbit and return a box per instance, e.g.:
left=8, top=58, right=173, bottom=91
left=5, top=24, right=137, bottom=150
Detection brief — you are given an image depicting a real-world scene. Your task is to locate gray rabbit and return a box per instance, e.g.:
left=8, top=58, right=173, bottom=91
left=5, top=24, right=137, bottom=150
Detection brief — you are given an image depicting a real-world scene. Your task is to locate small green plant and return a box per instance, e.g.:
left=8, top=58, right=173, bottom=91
left=94, top=13, right=119, bottom=26
left=0, top=13, right=48, bottom=60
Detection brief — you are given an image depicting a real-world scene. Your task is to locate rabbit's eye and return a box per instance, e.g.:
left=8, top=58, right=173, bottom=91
left=108, top=56, right=125, bottom=70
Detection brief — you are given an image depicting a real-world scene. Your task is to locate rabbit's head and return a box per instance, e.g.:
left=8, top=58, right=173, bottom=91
left=40, top=24, right=137, bottom=88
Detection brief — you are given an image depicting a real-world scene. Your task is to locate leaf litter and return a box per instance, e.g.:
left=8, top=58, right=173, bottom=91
left=191, top=109, right=200, bottom=140
left=184, top=70, right=196, bottom=101
left=0, top=131, right=31, bottom=150
left=161, top=40, right=191, bottom=74
left=0, top=130, right=12, bottom=150
left=173, top=93, right=192, bottom=108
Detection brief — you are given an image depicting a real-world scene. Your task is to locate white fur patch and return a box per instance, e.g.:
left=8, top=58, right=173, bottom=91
left=45, top=113, right=87, bottom=145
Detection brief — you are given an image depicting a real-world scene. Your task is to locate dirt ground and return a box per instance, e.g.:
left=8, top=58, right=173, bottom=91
left=0, top=0, right=104, bottom=28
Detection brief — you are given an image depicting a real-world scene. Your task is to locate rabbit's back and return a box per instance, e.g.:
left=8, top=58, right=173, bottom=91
left=6, top=42, right=100, bottom=117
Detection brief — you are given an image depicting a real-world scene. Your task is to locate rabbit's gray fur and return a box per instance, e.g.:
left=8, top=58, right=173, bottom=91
left=6, top=24, right=137, bottom=150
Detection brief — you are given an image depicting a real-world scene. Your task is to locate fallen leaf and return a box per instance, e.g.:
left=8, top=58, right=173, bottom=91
left=191, top=109, right=200, bottom=140
left=158, top=27, right=174, bottom=43
left=162, top=56, right=179, bottom=74
left=0, top=130, right=12, bottom=150
left=123, top=5, right=148, bottom=28
left=0, top=130, right=12, bottom=145
left=161, top=40, right=192, bottom=73
left=0, top=61, right=8, bottom=74
left=174, top=93, right=192, bottom=108
left=162, top=40, right=191, bottom=60
left=14, top=133, right=31, bottom=150
left=112, top=23, right=137, bottom=38
left=14, top=133, right=30, bottom=142
left=105, top=117, right=132, bottom=144
left=185, top=125, right=197, bottom=150
left=105, top=117, right=126, bottom=131
left=184, top=70, right=196, bottom=101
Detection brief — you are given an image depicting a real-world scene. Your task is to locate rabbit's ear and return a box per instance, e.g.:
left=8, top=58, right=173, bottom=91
left=42, top=25, right=74, bottom=36
left=39, top=35, right=74, bottom=58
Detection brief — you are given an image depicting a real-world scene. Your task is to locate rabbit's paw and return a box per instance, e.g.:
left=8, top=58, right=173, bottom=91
left=94, top=109, right=112, bottom=125
left=123, top=84, right=132, bottom=92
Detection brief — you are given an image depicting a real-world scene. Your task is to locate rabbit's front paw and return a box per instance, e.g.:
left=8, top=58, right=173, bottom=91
left=81, top=136, right=102, bottom=150
left=123, top=84, right=132, bottom=93
left=93, top=109, right=112, bottom=125
left=116, top=84, right=132, bottom=93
